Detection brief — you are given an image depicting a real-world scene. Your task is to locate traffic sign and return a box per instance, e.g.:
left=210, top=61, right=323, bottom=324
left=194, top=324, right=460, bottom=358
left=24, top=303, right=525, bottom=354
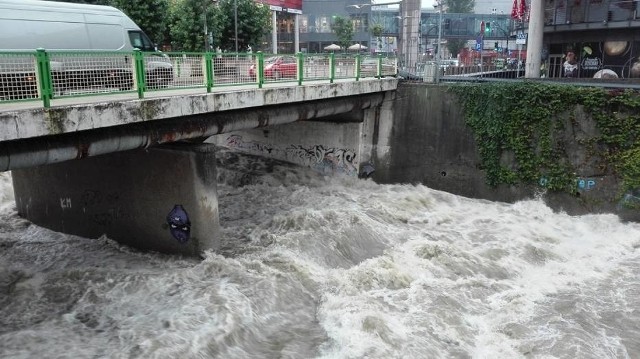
left=516, top=31, right=527, bottom=45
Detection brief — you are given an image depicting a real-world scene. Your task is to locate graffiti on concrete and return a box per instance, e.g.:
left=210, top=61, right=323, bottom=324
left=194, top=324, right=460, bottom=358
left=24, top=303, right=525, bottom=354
left=81, top=189, right=119, bottom=207
left=576, top=178, right=597, bottom=191
left=166, top=205, right=191, bottom=244
left=226, top=134, right=273, bottom=154
left=224, top=134, right=358, bottom=175
left=538, top=176, right=598, bottom=191
left=285, top=144, right=357, bottom=175
left=90, top=208, right=125, bottom=227
left=60, top=198, right=72, bottom=209
left=539, top=177, right=549, bottom=187
left=619, top=188, right=640, bottom=209
left=78, top=189, right=126, bottom=226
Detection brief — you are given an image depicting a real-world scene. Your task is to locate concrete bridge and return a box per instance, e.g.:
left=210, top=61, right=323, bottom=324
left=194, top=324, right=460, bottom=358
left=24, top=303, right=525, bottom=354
left=1, top=78, right=398, bottom=256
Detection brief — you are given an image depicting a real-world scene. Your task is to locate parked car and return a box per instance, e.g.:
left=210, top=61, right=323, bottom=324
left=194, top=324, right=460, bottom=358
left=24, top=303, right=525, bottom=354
left=249, top=56, right=297, bottom=80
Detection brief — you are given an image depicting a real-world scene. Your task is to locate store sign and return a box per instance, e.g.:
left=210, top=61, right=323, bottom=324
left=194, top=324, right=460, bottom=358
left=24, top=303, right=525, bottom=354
left=581, top=56, right=602, bottom=71
left=262, top=0, right=302, bottom=11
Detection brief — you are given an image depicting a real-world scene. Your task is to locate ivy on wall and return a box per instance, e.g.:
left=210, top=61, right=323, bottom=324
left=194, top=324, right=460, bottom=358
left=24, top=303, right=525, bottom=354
left=449, top=82, right=640, bottom=198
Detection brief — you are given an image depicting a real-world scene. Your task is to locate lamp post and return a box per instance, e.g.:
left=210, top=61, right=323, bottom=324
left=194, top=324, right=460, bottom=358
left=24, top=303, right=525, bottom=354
left=204, top=0, right=219, bottom=51
left=234, top=0, right=238, bottom=53
left=347, top=3, right=372, bottom=51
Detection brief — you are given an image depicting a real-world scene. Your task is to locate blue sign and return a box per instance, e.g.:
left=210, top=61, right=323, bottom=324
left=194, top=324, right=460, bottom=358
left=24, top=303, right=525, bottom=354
left=475, top=35, right=483, bottom=51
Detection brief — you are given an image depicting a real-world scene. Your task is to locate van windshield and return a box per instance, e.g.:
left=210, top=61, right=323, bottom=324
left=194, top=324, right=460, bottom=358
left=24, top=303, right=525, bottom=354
left=128, top=31, right=156, bottom=52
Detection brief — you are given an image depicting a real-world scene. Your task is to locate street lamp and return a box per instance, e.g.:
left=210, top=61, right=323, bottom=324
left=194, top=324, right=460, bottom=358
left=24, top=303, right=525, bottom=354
left=234, top=0, right=238, bottom=53
left=347, top=3, right=372, bottom=51
left=203, top=0, right=219, bottom=51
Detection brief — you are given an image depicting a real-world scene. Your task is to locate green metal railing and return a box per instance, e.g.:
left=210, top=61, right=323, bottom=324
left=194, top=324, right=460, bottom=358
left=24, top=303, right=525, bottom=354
left=0, top=49, right=397, bottom=108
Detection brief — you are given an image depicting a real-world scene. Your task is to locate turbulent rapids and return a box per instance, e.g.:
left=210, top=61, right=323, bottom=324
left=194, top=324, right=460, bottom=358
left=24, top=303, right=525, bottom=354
left=1, top=150, right=639, bottom=358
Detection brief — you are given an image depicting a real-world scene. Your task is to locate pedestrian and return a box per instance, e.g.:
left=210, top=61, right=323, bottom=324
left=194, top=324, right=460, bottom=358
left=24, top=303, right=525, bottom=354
left=563, top=51, right=578, bottom=77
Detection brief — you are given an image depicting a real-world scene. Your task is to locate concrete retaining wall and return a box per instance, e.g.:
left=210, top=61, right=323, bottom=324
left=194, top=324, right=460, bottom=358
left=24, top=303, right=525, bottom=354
left=11, top=143, right=220, bottom=256
left=378, top=83, right=639, bottom=222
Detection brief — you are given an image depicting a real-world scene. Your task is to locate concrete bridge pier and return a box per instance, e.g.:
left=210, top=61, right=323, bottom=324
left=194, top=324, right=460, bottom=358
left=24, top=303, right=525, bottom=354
left=11, top=143, right=220, bottom=257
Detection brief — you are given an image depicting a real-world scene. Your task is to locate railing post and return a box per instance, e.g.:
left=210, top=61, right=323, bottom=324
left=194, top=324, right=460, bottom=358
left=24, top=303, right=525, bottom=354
left=35, top=48, right=52, bottom=108
left=377, top=54, right=383, bottom=78
left=205, top=52, right=214, bottom=93
left=257, top=51, right=264, bottom=89
left=355, top=54, right=361, bottom=81
left=176, top=52, right=183, bottom=78
left=297, top=52, right=304, bottom=86
left=330, top=52, right=335, bottom=83
left=133, top=49, right=146, bottom=99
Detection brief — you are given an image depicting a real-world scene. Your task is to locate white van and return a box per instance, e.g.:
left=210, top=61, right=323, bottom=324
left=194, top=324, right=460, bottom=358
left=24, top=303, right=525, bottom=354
left=0, top=0, right=173, bottom=99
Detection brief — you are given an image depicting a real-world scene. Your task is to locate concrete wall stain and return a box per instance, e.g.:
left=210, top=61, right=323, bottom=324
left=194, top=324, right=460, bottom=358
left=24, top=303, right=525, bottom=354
left=44, top=110, right=66, bottom=134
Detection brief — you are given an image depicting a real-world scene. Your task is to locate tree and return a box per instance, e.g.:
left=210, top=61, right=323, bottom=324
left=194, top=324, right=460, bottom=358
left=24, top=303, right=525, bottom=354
left=211, top=0, right=270, bottom=52
left=444, top=0, right=474, bottom=13
left=331, top=16, right=354, bottom=51
left=113, top=0, right=169, bottom=46
left=168, top=0, right=211, bottom=51
left=370, top=23, right=384, bottom=51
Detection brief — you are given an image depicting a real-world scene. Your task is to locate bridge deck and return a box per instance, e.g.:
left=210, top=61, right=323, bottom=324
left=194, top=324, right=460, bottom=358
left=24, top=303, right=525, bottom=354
left=0, top=78, right=381, bottom=113
left=0, top=78, right=398, bottom=143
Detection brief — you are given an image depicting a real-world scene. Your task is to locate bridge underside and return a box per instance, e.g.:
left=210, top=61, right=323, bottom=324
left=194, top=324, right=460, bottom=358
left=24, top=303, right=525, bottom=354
left=10, top=90, right=396, bottom=256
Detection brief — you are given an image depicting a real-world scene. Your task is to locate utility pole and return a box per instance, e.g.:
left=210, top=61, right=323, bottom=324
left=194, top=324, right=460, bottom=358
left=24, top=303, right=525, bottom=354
left=525, top=0, right=543, bottom=78
left=435, top=1, right=443, bottom=83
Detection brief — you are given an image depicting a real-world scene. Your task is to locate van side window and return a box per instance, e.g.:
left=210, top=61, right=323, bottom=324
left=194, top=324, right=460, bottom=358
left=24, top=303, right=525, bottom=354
left=128, top=31, right=155, bottom=51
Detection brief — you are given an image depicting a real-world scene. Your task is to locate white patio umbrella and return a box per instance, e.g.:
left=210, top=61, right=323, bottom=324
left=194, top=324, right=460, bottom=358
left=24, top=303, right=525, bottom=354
left=593, top=69, right=618, bottom=79
left=348, top=44, right=367, bottom=51
left=324, top=44, right=342, bottom=51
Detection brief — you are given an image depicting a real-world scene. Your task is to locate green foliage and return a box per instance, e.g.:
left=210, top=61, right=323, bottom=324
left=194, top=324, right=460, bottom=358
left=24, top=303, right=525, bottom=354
left=439, top=0, right=474, bottom=58
left=449, top=83, right=640, bottom=196
left=447, top=39, right=467, bottom=60
left=168, top=0, right=208, bottom=51
left=370, top=23, right=384, bottom=50
left=331, top=16, right=354, bottom=51
left=444, top=0, right=475, bottom=14
left=371, top=23, right=384, bottom=38
left=113, top=0, right=169, bottom=45
left=620, top=148, right=640, bottom=197
left=211, top=0, right=270, bottom=52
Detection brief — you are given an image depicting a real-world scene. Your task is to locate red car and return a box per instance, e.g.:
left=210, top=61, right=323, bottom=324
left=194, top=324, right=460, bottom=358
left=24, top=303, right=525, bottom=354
left=249, top=56, right=298, bottom=80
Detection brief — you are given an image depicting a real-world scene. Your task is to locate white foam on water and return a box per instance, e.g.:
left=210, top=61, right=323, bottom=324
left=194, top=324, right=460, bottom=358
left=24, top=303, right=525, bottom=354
left=1, top=167, right=639, bottom=359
